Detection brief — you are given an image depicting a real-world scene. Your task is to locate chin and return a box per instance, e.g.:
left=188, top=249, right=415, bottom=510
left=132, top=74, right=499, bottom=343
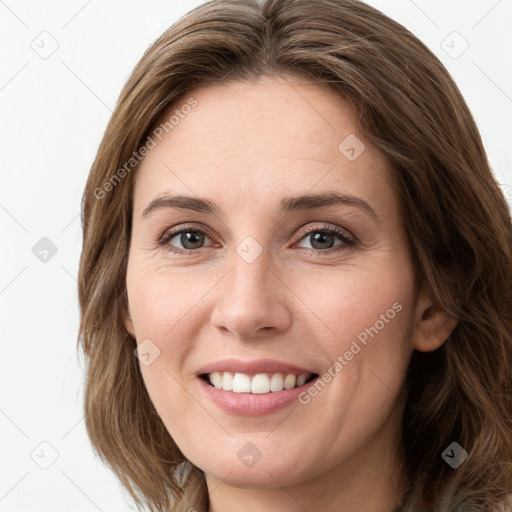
left=203, top=459, right=310, bottom=489
left=189, top=436, right=314, bottom=489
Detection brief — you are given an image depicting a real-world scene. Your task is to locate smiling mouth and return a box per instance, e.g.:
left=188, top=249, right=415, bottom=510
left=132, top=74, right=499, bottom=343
left=200, top=371, right=319, bottom=394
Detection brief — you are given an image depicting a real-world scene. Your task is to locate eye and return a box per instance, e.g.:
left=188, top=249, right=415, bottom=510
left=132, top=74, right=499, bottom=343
left=158, top=224, right=216, bottom=255
left=293, top=223, right=356, bottom=254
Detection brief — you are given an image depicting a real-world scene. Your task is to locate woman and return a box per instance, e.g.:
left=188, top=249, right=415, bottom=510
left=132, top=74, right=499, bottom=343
left=77, top=0, right=512, bottom=510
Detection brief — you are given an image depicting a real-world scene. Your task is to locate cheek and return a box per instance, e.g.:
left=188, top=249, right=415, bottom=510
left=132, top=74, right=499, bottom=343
left=126, top=258, right=207, bottom=341
left=292, top=269, right=414, bottom=457
left=125, top=262, right=195, bottom=404
left=298, top=259, right=414, bottom=343
left=306, top=263, right=416, bottom=407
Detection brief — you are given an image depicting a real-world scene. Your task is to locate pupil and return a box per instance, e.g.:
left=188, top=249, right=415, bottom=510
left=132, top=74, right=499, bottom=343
left=182, top=231, right=204, bottom=249
left=311, top=231, right=333, bottom=249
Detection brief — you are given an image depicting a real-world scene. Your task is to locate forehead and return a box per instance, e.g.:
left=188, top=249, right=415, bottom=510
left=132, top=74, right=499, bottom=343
left=133, top=75, right=395, bottom=216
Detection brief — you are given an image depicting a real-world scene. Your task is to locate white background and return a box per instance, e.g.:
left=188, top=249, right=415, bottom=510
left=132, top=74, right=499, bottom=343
left=1, top=0, right=511, bottom=510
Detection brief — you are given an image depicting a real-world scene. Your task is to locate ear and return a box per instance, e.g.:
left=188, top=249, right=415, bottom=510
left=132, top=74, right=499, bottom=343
left=412, top=290, right=458, bottom=352
left=124, top=301, right=136, bottom=339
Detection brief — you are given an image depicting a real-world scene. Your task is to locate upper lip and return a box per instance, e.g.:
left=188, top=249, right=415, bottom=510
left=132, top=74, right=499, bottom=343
left=196, top=358, right=317, bottom=376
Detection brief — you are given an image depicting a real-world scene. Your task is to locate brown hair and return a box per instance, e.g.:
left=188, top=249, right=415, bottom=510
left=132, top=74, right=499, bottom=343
left=77, top=0, right=512, bottom=510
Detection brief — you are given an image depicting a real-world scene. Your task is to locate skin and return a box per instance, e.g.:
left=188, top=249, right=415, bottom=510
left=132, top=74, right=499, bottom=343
left=124, top=74, right=457, bottom=512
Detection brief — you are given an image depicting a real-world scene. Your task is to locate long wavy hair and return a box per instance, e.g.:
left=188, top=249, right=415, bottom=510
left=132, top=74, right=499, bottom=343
left=77, top=0, right=512, bottom=510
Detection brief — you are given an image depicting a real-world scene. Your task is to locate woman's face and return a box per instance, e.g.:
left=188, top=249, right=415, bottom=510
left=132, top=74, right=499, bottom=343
left=125, top=75, right=422, bottom=493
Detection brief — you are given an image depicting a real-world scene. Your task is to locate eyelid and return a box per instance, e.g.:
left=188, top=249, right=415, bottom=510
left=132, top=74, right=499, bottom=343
left=158, top=222, right=218, bottom=245
left=292, top=222, right=356, bottom=246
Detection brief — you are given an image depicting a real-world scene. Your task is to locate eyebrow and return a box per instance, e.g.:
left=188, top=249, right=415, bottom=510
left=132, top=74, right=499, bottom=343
left=141, top=191, right=378, bottom=220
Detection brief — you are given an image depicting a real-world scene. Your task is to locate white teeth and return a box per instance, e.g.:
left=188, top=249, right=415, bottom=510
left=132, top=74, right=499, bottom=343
left=251, top=373, right=271, bottom=394
left=207, top=371, right=312, bottom=393
left=232, top=373, right=251, bottom=393
left=222, top=371, right=234, bottom=391
left=283, top=374, right=296, bottom=389
left=210, top=371, right=222, bottom=389
left=269, top=373, right=284, bottom=392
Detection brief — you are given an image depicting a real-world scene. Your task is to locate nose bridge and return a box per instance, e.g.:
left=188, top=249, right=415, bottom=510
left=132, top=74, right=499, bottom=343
left=231, top=237, right=273, bottom=291
left=225, top=237, right=275, bottom=304
left=210, top=236, right=291, bottom=337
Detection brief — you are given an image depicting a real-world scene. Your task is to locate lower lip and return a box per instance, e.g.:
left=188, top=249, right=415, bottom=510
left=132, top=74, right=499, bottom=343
left=197, top=377, right=316, bottom=416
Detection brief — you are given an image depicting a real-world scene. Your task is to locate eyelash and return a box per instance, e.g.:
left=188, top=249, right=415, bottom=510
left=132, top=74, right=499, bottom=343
left=156, top=223, right=357, bottom=256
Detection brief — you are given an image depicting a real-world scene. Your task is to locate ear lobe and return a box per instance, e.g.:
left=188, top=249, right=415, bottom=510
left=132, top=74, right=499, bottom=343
left=124, top=303, right=136, bottom=338
left=412, top=292, right=458, bottom=352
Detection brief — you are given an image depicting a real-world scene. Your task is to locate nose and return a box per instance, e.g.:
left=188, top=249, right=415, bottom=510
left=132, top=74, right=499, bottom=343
left=210, top=248, right=292, bottom=340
